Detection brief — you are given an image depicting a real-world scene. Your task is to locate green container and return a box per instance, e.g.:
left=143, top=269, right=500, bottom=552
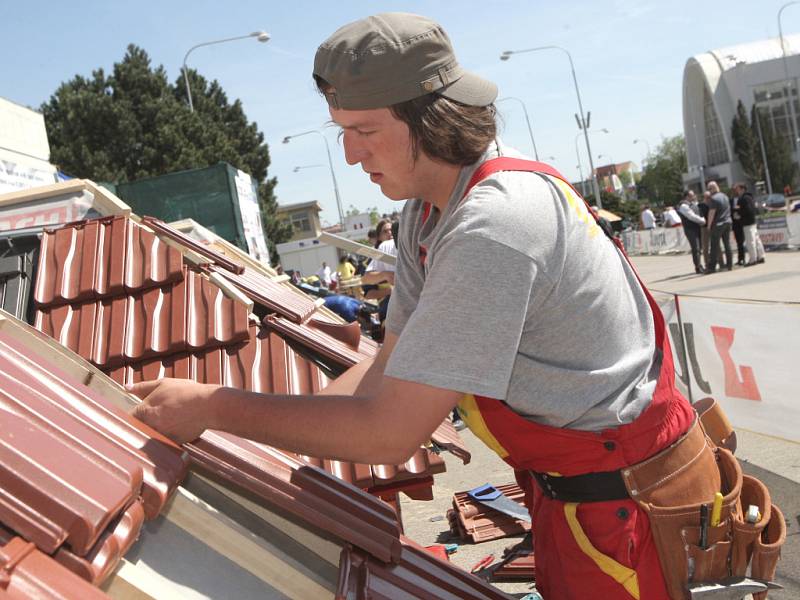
left=115, top=162, right=253, bottom=251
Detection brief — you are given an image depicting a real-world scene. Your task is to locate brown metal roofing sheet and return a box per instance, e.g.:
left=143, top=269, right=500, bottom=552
left=34, top=217, right=182, bottom=308
left=0, top=330, right=189, bottom=522
left=0, top=388, right=141, bottom=554
left=337, top=540, right=512, bottom=600
left=265, top=315, right=377, bottom=368
left=140, top=216, right=245, bottom=274
left=210, top=264, right=318, bottom=323
left=53, top=501, right=145, bottom=585
left=34, top=269, right=249, bottom=369
left=187, top=432, right=403, bottom=564
left=112, top=324, right=444, bottom=492
left=0, top=533, right=110, bottom=600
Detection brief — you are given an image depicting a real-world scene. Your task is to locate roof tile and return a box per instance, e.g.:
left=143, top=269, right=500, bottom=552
left=0, top=330, right=189, bottom=523
left=34, top=268, right=249, bottom=369
left=210, top=264, right=318, bottom=323
left=34, top=217, right=182, bottom=307
left=0, top=532, right=109, bottom=600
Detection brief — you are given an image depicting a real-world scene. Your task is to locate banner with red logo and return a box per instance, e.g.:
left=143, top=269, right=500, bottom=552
left=657, top=294, right=799, bottom=443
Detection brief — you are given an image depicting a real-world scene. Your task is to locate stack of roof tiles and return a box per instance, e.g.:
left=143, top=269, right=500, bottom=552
left=0, top=183, right=501, bottom=599
left=30, top=215, right=447, bottom=496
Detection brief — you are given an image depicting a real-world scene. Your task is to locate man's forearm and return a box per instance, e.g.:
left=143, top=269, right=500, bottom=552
left=208, top=386, right=414, bottom=464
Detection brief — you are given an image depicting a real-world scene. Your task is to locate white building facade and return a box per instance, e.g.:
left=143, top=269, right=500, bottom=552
left=682, top=34, right=800, bottom=191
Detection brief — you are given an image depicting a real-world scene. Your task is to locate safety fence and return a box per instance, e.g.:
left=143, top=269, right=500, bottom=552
left=654, top=292, right=799, bottom=444
left=621, top=212, right=800, bottom=255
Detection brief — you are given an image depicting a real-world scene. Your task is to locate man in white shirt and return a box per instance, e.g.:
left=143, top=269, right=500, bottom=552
left=640, top=205, right=656, bottom=229
left=316, top=261, right=332, bottom=287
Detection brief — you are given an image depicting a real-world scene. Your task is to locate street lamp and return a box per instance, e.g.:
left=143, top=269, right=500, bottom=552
left=182, top=31, right=270, bottom=112
left=496, top=97, right=540, bottom=159
left=778, top=2, right=800, bottom=155
left=501, top=45, right=602, bottom=208
left=283, top=130, right=345, bottom=226
left=293, top=164, right=325, bottom=173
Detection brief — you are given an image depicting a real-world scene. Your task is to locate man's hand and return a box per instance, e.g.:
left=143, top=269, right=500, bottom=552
left=128, top=378, right=219, bottom=444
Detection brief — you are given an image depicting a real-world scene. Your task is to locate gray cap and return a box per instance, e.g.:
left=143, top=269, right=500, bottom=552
left=314, top=13, right=497, bottom=110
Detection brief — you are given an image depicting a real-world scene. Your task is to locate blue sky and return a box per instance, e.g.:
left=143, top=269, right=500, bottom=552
left=2, top=1, right=795, bottom=224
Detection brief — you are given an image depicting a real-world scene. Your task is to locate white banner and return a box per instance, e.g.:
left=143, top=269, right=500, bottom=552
left=0, top=157, right=57, bottom=194
left=757, top=214, right=791, bottom=248
left=622, top=227, right=691, bottom=255
left=661, top=296, right=799, bottom=443
left=786, top=212, right=800, bottom=246
left=234, top=169, right=270, bottom=265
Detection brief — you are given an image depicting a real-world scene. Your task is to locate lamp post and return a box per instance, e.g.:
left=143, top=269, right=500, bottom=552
left=283, top=130, right=345, bottom=226
left=501, top=45, right=602, bottom=208
left=497, top=97, right=540, bottom=159
left=753, top=106, right=775, bottom=194
left=575, top=128, right=608, bottom=198
left=293, top=164, right=325, bottom=173
left=778, top=2, right=800, bottom=157
left=183, top=31, right=270, bottom=112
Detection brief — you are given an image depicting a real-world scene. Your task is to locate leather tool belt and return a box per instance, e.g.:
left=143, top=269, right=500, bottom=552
left=530, top=398, right=785, bottom=600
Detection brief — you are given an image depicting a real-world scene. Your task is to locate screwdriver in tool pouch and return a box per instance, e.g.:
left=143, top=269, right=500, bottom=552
left=699, top=504, right=709, bottom=549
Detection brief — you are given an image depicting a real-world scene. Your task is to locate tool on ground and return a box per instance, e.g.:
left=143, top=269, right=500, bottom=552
left=467, top=483, right=531, bottom=522
left=710, top=491, right=723, bottom=527
left=688, top=577, right=782, bottom=599
left=519, top=593, right=544, bottom=600
left=444, top=543, right=459, bottom=554
left=699, top=503, right=709, bottom=549
left=470, top=553, right=495, bottom=573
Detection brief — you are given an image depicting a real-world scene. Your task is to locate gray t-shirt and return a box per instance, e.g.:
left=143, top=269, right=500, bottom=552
left=384, top=140, right=660, bottom=431
left=710, top=192, right=732, bottom=225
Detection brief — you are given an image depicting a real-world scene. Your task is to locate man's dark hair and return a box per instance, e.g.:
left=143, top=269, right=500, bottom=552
left=315, top=76, right=496, bottom=166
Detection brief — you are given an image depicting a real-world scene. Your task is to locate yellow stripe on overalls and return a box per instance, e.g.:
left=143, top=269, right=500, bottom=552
left=551, top=178, right=602, bottom=239
left=457, top=394, right=510, bottom=459
left=563, top=503, right=640, bottom=599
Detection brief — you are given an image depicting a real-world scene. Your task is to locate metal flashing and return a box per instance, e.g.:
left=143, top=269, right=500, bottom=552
left=0, top=234, right=38, bottom=321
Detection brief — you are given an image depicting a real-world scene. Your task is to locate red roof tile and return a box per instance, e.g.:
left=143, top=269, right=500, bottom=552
left=339, top=540, right=511, bottom=599
left=34, top=217, right=182, bottom=307
left=34, top=268, right=249, bottom=369
left=265, top=315, right=377, bottom=368
left=140, top=216, right=244, bottom=274
left=447, top=483, right=530, bottom=544
left=0, top=532, right=109, bottom=600
left=0, top=330, right=189, bottom=523
left=210, top=264, right=318, bottom=323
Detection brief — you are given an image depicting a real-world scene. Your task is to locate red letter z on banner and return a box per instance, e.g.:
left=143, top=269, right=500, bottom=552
left=711, top=326, right=762, bottom=401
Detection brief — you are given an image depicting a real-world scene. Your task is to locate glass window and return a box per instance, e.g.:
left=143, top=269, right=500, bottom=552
left=703, top=86, right=729, bottom=166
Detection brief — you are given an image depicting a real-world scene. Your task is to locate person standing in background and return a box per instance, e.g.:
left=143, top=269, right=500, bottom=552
left=705, top=181, right=733, bottom=273
left=729, top=186, right=746, bottom=265
left=732, top=182, right=765, bottom=266
left=677, top=190, right=705, bottom=274
left=640, top=205, right=656, bottom=230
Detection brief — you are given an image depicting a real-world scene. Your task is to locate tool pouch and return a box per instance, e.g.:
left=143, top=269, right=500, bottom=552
left=751, top=504, right=786, bottom=600
left=730, top=475, right=770, bottom=577
left=622, top=418, right=741, bottom=600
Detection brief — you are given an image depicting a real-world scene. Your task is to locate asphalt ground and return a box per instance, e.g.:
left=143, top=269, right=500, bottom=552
left=400, top=249, right=800, bottom=599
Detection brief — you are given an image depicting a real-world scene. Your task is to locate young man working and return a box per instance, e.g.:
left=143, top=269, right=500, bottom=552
left=132, top=13, right=723, bottom=599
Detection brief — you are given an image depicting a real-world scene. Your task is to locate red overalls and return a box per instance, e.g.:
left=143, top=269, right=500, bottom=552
left=422, top=158, right=695, bottom=599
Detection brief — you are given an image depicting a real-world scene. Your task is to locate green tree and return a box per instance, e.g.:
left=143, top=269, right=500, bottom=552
left=752, top=105, right=798, bottom=192
left=638, top=135, right=687, bottom=204
left=731, top=100, right=761, bottom=182
left=41, top=44, right=291, bottom=262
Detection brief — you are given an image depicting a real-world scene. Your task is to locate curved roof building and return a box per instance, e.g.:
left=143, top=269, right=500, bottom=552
left=682, top=34, right=800, bottom=191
